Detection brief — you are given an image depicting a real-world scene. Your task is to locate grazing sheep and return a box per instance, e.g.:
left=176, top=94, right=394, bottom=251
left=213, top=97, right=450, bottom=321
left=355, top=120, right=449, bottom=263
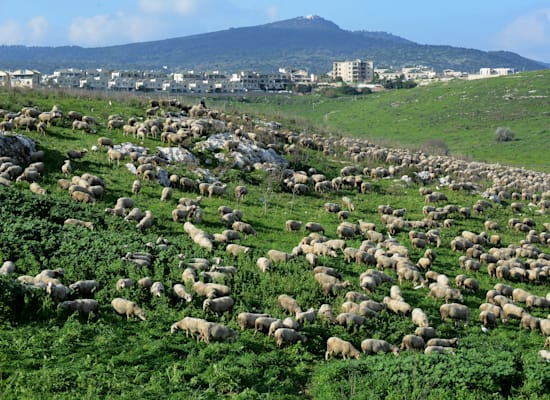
left=200, top=322, right=238, bottom=344
left=267, top=249, right=295, bottom=263
left=46, top=282, right=69, bottom=300
left=425, top=346, right=455, bottom=355
left=361, top=339, right=400, bottom=355
left=232, top=221, right=257, bottom=237
left=226, top=243, right=250, bottom=257
left=256, top=257, right=271, bottom=272
left=285, top=219, right=302, bottom=232
left=502, top=303, right=526, bottom=322
left=64, top=218, right=94, bottom=230
left=342, top=196, right=355, bottom=211
left=325, top=336, right=361, bottom=360
left=150, top=281, right=165, bottom=297
left=111, top=298, right=146, bottom=320
left=160, top=187, right=173, bottom=202
left=383, top=297, right=412, bottom=316
left=170, top=317, right=207, bottom=339
left=237, top=312, right=270, bottom=330
left=203, top=296, right=234, bottom=315
left=540, top=319, right=550, bottom=336
left=278, top=294, right=302, bottom=314
left=412, top=308, right=430, bottom=327
left=69, top=280, right=100, bottom=297
left=400, top=335, right=425, bottom=351
left=426, top=338, right=458, bottom=348
left=59, top=299, right=99, bottom=317
left=305, top=222, right=325, bottom=235
left=234, top=185, right=248, bottom=201
left=414, top=326, right=437, bottom=342
left=440, top=303, right=469, bottom=325
left=255, top=317, right=281, bottom=334
left=538, top=349, right=550, bottom=362
left=479, top=310, right=498, bottom=328
left=136, top=210, right=153, bottom=231
left=0, top=261, right=15, bottom=275
left=116, top=278, right=134, bottom=290
left=274, top=328, right=307, bottom=348
left=318, top=304, right=336, bottom=324
left=295, top=307, right=316, bottom=325
left=172, top=284, right=192, bottom=302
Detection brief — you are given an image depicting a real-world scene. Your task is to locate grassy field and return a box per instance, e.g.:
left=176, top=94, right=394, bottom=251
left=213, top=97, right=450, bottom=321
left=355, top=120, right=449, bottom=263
left=0, top=85, right=549, bottom=399
left=208, top=70, right=550, bottom=172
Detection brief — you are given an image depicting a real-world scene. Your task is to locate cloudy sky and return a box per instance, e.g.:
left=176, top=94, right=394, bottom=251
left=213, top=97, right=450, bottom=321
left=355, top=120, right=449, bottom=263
left=0, top=0, right=549, bottom=63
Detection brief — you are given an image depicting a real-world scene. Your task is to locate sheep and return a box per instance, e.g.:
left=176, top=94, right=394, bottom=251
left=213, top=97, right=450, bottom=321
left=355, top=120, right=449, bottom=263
left=305, top=222, right=325, bottom=235
left=342, top=196, right=355, bottom=211
left=502, top=303, right=526, bottom=322
left=318, top=304, right=336, bottom=324
left=208, top=183, right=227, bottom=198
left=42, top=280, right=68, bottom=300
left=285, top=219, right=302, bottom=232
left=361, top=339, right=400, bottom=356
left=71, top=190, right=94, bottom=203
left=255, top=317, right=281, bottom=334
left=538, top=349, right=550, bottom=362
left=200, top=322, right=238, bottom=344
left=150, top=281, right=165, bottom=297
left=439, top=303, right=469, bottom=325
left=400, top=334, right=425, bottom=351
left=521, top=314, right=541, bottom=331
left=237, top=312, right=270, bottom=331
left=383, top=297, right=411, bottom=316
left=203, top=296, right=234, bottom=315
left=278, top=294, right=302, bottom=314
left=59, top=299, right=99, bottom=317
left=234, top=185, right=248, bottom=201
left=414, top=326, right=437, bottom=342
left=425, top=346, right=455, bottom=355
left=540, top=319, right=550, bottom=336
left=69, top=280, right=100, bottom=297
left=412, top=308, right=430, bottom=327
left=232, top=221, right=257, bottom=237
left=111, top=298, right=146, bottom=320
left=225, top=243, right=249, bottom=257
left=479, top=310, right=498, bottom=328
left=170, top=317, right=207, bottom=339
left=116, top=278, right=134, bottom=290
left=256, top=257, right=271, bottom=272
left=136, top=210, right=153, bottom=231
left=64, top=218, right=94, bottom=230
left=295, top=307, right=316, bottom=325
left=160, top=187, right=173, bottom=202
left=0, top=261, right=15, bottom=275
left=426, top=338, right=459, bottom=348
left=172, top=284, right=192, bottom=302
left=267, top=249, right=294, bottom=263
left=325, top=336, right=361, bottom=360
left=192, top=282, right=231, bottom=299
left=274, top=328, right=307, bottom=348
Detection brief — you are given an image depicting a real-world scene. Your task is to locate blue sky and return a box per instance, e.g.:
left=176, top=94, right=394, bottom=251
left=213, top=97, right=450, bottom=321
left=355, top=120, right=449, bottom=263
left=0, top=0, right=549, bottom=63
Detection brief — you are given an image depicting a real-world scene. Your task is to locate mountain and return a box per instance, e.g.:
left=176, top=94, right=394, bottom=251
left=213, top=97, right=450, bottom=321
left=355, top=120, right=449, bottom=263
left=0, top=16, right=546, bottom=74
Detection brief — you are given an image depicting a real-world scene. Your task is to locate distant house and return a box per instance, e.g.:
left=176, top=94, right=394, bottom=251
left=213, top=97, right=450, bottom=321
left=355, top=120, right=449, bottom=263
left=468, top=67, right=514, bottom=80
left=332, top=60, right=374, bottom=83
left=10, top=69, right=41, bottom=88
left=0, top=71, right=10, bottom=87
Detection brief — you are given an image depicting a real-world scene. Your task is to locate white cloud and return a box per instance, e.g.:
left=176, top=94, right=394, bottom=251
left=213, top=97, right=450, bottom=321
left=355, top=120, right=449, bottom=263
left=0, top=20, right=23, bottom=45
left=27, top=16, right=49, bottom=44
left=68, top=13, right=162, bottom=47
left=498, top=8, right=550, bottom=61
left=138, top=0, right=198, bottom=16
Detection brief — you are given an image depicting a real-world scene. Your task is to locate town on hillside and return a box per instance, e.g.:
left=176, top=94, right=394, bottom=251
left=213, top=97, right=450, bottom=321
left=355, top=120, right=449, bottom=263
left=0, top=61, right=515, bottom=93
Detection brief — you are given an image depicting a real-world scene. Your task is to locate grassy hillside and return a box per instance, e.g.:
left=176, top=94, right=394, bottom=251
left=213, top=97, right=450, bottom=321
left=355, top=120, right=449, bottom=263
left=209, top=70, right=550, bottom=172
left=0, top=87, right=549, bottom=399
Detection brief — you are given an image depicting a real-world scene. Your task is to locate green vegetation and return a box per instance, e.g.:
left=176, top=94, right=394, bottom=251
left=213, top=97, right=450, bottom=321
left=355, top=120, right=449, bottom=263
left=0, top=83, right=549, bottom=399
left=209, top=70, right=550, bottom=172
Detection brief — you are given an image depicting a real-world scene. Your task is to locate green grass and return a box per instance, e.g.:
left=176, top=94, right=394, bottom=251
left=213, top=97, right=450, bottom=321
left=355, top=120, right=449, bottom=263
left=0, top=86, right=549, bottom=399
left=208, top=70, right=550, bottom=172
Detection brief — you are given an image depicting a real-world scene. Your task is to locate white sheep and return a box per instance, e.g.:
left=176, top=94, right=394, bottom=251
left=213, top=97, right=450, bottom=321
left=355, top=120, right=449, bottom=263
left=237, top=312, right=270, bottom=330
left=278, top=294, right=302, bottom=314
left=150, top=281, right=165, bottom=297
left=172, top=284, right=192, bottom=302
left=325, top=336, right=361, bottom=360
left=361, top=339, right=400, bottom=355
left=411, top=308, right=430, bottom=327
left=111, top=298, right=146, bottom=320
left=274, top=328, right=307, bottom=348
left=203, top=296, right=234, bottom=315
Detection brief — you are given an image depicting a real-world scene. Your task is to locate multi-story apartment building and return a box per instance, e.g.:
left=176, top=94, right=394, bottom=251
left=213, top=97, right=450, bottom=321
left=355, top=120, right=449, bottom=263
left=9, top=69, right=41, bottom=88
left=332, top=59, right=374, bottom=83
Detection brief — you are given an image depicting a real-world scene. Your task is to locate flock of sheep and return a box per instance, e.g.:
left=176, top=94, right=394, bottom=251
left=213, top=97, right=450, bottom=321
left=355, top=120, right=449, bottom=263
left=1, top=97, right=550, bottom=363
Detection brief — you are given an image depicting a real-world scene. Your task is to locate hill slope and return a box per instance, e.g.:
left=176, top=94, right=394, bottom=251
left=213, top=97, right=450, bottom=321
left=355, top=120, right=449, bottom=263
left=0, top=16, right=546, bottom=73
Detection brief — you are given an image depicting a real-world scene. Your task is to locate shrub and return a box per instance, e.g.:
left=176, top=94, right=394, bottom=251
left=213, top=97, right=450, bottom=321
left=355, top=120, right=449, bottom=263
left=495, top=127, right=515, bottom=142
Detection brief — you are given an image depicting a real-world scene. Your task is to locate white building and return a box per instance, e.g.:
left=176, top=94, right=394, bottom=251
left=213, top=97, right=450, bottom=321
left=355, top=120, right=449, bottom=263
left=332, top=60, right=374, bottom=83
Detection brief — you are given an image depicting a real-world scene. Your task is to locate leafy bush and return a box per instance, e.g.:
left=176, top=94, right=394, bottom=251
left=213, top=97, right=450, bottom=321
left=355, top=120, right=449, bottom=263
left=495, top=127, right=515, bottom=142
